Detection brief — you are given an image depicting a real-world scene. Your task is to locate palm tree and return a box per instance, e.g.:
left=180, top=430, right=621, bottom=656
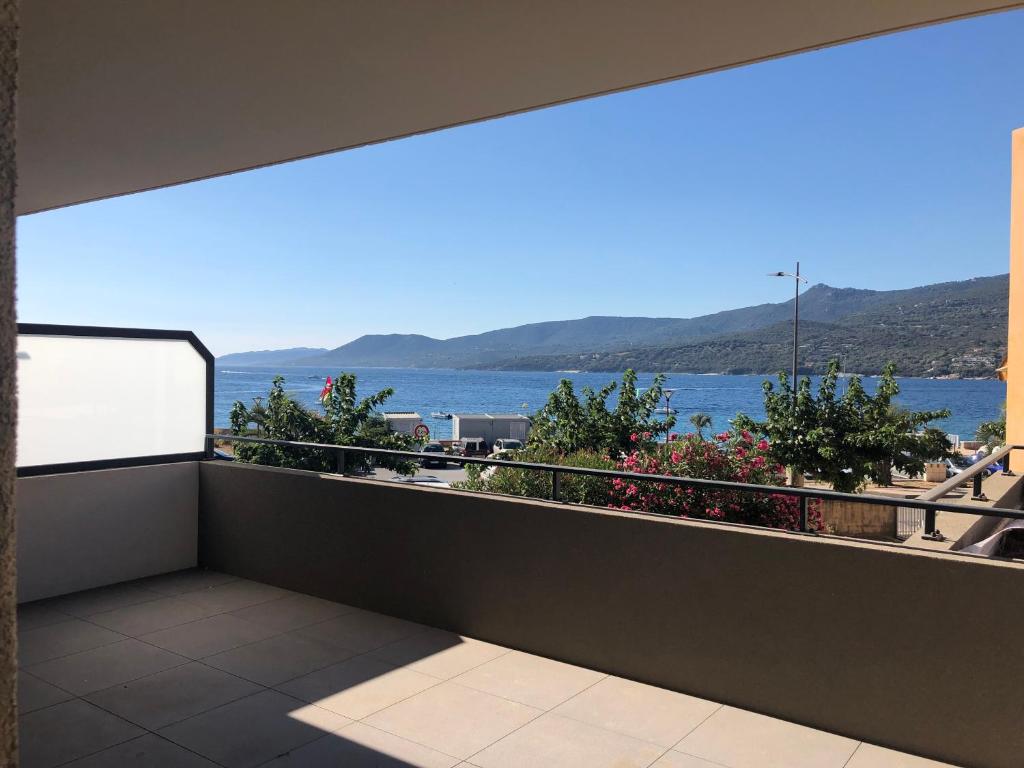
left=689, top=412, right=712, bottom=439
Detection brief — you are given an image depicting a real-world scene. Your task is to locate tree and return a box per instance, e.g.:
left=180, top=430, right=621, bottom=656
left=976, top=402, right=1006, bottom=449
left=688, top=412, right=712, bottom=439
left=229, top=373, right=418, bottom=474
left=735, top=360, right=951, bottom=492
left=456, top=446, right=616, bottom=506
left=529, top=369, right=674, bottom=455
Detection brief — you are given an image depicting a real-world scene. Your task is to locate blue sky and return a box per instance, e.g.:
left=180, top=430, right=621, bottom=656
left=16, top=10, right=1024, bottom=356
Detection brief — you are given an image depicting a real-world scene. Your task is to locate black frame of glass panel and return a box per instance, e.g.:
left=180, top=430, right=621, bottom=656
left=15, top=323, right=214, bottom=477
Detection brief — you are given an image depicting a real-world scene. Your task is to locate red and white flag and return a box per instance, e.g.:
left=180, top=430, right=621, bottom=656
left=319, top=376, right=332, bottom=406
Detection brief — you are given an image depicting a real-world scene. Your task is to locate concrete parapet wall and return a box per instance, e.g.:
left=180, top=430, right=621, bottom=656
left=16, top=463, right=199, bottom=602
left=200, top=461, right=1024, bottom=768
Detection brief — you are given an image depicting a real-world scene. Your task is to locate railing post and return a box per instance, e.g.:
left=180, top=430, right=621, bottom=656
left=798, top=496, right=809, bottom=532
left=971, top=472, right=987, bottom=501
left=551, top=470, right=560, bottom=502
left=924, top=508, right=936, bottom=536
left=1002, top=449, right=1014, bottom=476
left=335, top=449, right=346, bottom=475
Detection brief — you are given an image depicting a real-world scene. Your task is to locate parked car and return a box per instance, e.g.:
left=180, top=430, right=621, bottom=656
left=457, top=437, right=490, bottom=457
left=492, top=438, right=524, bottom=453
left=388, top=475, right=450, bottom=488
left=419, top=442, right=448, bottom=468
left=945, top=454, right=1001, bottom=479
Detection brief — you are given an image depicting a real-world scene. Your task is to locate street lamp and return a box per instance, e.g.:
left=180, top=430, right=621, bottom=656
left=662, top=388, right=676, bottom=444
left=768, top=262, right=809, bottom=395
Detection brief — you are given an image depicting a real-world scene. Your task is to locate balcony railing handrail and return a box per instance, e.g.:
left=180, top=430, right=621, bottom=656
left=208, top=434, right=1024, bottom=530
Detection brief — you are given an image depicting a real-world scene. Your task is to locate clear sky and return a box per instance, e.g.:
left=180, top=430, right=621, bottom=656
left=15, top=10, right=1024, bottom=356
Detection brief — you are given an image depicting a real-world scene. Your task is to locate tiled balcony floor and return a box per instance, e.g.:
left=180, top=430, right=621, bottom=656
left=17, top=570, right=959, bottom=768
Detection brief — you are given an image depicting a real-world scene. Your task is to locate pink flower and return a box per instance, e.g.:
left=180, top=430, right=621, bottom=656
left=752, top=455, right=766, bottom=468
left=630, top=433, right=639, bottom=443
left=612, top=478, right=624, bottom=489
left=741, top=429, right=752, bottom=441
left=669, top=432, right=679, bottom=441
left=734, top=446, right=747, bottom=459
left=671, top=451, right=682, bottom=463
left=625, top=484, right=639, bottom=497
left=643, top=431, right=652, bottom=440
left=757, top=439, right=769, bottom=451
left=715, top=432, right=730, bottom=442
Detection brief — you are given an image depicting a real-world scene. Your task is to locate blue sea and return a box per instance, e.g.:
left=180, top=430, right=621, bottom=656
left=215, top=367, right=1006, bottom=442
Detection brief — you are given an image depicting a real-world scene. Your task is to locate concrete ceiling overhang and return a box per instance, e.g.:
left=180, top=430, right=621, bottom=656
left=16, top=0, right=1023, bottom=215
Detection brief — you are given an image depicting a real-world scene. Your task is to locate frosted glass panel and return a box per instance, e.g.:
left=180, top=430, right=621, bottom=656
left=16, top=334, right=208, bottom=467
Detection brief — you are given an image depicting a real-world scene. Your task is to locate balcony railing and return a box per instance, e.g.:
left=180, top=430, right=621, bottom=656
left=210, top=433, right=1024, bottom=543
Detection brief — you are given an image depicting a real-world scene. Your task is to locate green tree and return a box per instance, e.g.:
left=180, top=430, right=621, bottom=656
left=456, top=446, right=615, bottom=506
left=229, top=373, right=418, bottom=474
left=976, top=402, right=1006, bottom=449
left=735, top=360, right=951, bottom=492
left=688, top=412, right=712, bottom=439
left=528, top=369, right=674, bottom=455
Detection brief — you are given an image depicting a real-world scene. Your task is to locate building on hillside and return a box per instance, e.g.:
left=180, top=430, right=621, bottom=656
left=382, top=412, right=424, bottom=436
left=451, top=413, right=530, bottom=443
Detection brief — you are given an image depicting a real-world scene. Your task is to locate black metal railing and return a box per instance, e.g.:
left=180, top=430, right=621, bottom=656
left=209, top=434, right=1024, bottom=541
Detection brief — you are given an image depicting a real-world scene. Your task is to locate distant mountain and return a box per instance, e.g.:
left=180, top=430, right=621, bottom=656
left=218, top=274, right=1008, bottom=378
left=478, top=275, right=1008, bottom=379
left=217, top=347, right=328, bottom=366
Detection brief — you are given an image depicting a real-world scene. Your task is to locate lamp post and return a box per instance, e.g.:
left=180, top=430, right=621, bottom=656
left=768, top=262, right=809, bottom=396
left=663, top=388, right=676, bottom=444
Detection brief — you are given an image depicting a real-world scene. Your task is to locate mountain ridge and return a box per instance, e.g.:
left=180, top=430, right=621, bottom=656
left=217, top=274, right=1008, bottom=378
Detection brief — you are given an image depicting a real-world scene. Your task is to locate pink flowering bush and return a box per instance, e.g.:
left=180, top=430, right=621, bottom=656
left=608, top=430, right=822, bottom=532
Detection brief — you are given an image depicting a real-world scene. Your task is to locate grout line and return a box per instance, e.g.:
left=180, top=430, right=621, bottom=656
left=459, top=669, right=610, bottom=764
left=669, top=701, right=726, bottom=751
left=841, top=741, right=866, bottom=768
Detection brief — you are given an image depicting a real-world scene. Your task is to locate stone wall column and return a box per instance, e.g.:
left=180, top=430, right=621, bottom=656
left=0, top=0, right=17, bottom=765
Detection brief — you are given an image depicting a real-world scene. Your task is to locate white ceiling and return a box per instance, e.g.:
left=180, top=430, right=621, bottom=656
left=16, top=0, right=1022, bottom=215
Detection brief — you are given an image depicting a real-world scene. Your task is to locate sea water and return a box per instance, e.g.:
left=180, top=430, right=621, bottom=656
left=215, top=366, right=1006, bottom=442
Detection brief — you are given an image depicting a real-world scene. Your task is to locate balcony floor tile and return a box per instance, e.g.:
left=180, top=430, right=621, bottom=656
left=276, top=654, right=439, bottom=719
left=158, top=689, right=349, bottom=768
left=16, top=572, right=966, bottom=768
left=675, top=706, right=860, bottom=768
left=139, top=613, right=279, bottom=659
left=26, top=638, right=188, bottom=696
left=19, top=699, right=144, bottom=768
left=84, top=662, right=262, bottom=730
left=452, top=650, right=606, bottom=710
left=61, top=734, right=219, bottom=767
left=202, top=631, right=357, bottom=687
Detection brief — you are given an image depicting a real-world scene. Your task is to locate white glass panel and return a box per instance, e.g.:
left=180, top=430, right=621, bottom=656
left=16, top=334, right=207, bottom=467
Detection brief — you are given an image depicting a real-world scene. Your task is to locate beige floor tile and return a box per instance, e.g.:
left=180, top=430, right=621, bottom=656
left=140, top=613, right=279, bottom=659
left=135, top=569, right=238, bottom=596
left=264, top=722, right=461, bottom=767
left=676, top=706, right=859, bottom=768
left=18, top=619, right=124, bottom=666
left=649, top=751, right=726, bottom=767
left=203, top=631, right=356, bottom=687
left=88, top=596, right=217, bottom=636
left=846, top=742, right=963, bottom=768
left=364, top=681, right=541, bottom=760
left=85, top=661, right=262, bottom=730
left=230, top=592, right=355, bottom=632
left=277, top=654, right=438, bottom=719
left=371, top=629, right=509, bottom=680
left=453, top=650, right=605, bottom=710
left=296, top=608, right=428, bottom=653
left=471, top=712, right=664, bottom=768
left=159, top=689, right=349, bottom=768
left=17, top=602, right=73, bottom=632
left=18, top=671, right=74, bottom=714
left=27, top=638, right=187, bottom=696
left=18, top=699, right=144, bottom=768
left=45, top=583, right=162, bottom=617
left=176, top=579, right=290, bottom=613
left=552, top=676, right=721, bottom=747
left=62, top=733, right=220, bottom=767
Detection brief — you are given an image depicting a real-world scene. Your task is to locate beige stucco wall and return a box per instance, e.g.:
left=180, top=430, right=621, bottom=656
left=200, top=462, right=1024, bottom=768
left=16, top=463, right=199, bottom=602
left=1007, top=129, right=1024, bottom=449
